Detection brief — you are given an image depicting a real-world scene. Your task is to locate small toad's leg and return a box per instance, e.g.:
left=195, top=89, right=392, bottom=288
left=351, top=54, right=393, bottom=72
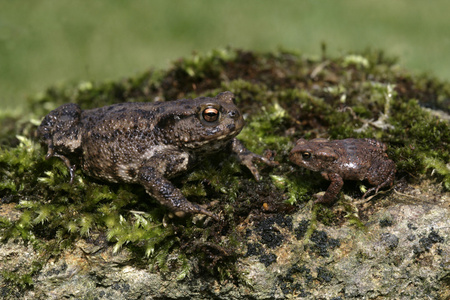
left=138, top=165, right=219, bottom=220
left=230, top=138, right=278, bottom=181
left=363, top=160, right=396, bottom=198
left=315, top=172, right=343, bottom=204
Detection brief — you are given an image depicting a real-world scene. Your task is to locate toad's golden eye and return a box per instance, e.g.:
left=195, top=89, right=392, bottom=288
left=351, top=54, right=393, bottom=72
left=302, top=152, right=312, bottom=159
left=202, top=107, right=219, bottom=122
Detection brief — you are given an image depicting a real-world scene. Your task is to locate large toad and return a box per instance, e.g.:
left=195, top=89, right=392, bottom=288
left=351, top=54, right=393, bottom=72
left=37, top=92, right=277, bottom=219
left=289, top=138, right=395, bottom=204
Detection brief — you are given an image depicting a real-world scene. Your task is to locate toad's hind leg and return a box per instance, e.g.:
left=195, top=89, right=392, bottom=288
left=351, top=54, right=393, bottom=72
left=363, top=160, right=396, bottom=198
left=138, top=165, right=219, bottom=220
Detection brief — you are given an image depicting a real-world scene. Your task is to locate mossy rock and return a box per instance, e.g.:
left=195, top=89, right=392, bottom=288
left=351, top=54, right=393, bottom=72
left=0, top=48, right=449, bottom=299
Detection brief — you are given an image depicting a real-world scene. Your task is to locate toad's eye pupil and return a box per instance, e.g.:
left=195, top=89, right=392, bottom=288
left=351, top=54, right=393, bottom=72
left=203, top=108, right=219, bottom=122
left=302, top=152, right=311, bottom=159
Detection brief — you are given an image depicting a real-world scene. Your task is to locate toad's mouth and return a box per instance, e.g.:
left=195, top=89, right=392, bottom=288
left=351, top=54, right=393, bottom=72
left=204, top=123, right=237, bottom=136
left=182, top=125, right=242, bottom=149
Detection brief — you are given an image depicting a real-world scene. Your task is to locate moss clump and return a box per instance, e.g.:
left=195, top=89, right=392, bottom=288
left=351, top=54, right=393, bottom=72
left=1, top=48, right=449, bottom=287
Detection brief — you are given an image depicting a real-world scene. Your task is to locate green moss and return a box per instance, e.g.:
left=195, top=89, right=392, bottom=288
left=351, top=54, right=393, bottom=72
left=1, top=271, right=34, bottom=289
left=389, top=99, right=449, bottom=188
left=1, top=48, right=449, bottom=286
left=238, top=101, right=291, bottom=155
left=270, top=174, right=311, bottom=205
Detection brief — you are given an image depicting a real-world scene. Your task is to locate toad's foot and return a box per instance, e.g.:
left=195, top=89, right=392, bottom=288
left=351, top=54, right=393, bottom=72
left=45, top=147, right=77, bottom=184
left=230, top=138, right=278, bottom=181
left=138, top=165, right=219, bottom=220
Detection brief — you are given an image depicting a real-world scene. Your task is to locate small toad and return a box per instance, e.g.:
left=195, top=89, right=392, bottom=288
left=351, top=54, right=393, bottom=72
left=289, top=138, right=395, bottom=204
left=37, top=92, right=277, bottom=219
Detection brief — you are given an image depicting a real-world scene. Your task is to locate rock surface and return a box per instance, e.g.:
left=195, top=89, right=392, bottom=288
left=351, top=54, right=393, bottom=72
left=1, top=181, right=449, bottom=299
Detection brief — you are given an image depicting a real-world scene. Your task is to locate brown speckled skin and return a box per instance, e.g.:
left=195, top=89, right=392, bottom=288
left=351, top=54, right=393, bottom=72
left=38, top=92, right=276, bottom=219
left=289, top=138, right=396, bottom=204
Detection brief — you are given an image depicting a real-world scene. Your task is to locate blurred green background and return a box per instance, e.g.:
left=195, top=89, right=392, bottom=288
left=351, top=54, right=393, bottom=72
left=1, top=0, right=450, bottom=109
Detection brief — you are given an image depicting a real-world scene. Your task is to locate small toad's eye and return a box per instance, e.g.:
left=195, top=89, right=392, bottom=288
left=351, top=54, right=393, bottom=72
left=302, top=152, right=312, bottom=159
left=202, top=107, right=219, bottom=122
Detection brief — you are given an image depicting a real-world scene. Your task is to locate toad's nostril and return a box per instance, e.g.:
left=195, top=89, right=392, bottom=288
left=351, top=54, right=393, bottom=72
left=229, top=110, right=239, bottom=118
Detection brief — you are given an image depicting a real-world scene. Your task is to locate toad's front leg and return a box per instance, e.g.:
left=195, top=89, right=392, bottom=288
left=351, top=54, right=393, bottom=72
left=315, top=172, right=344, bottom=204
left=138, top=164, right=219, bottom=220
left=230, top=138, right=278, bottom=181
